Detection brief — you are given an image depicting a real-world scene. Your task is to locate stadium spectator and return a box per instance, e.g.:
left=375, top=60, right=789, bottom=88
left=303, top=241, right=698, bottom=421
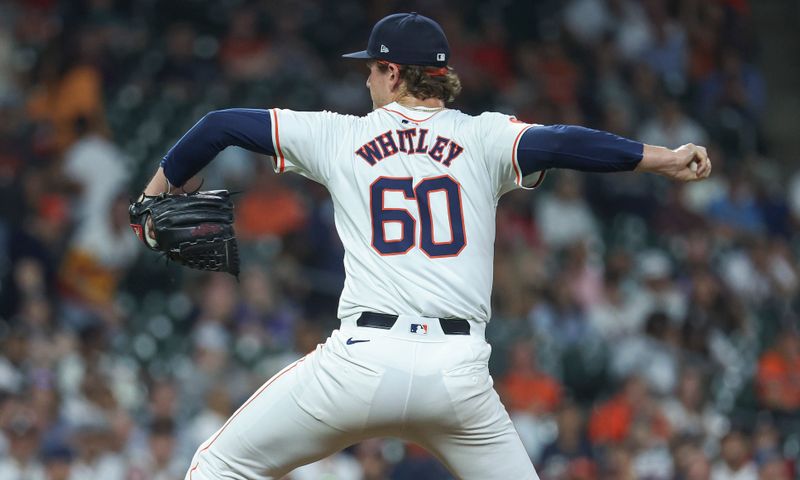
left=661, top=368, right=729, bottom=451
left=710, top=430, right=758, bottom=480
left=391, top=442, right=453, bottom=480
left=681, top=265, right=745, bottom=367
left=155, top=23, right=216, bottom=100
left=145, top=380, right=179, bottom=425
left=529, top=274, right=594, bottom=350
left=638, top=98, right=709, bottom=150
left=588, top=268, right=647, bottom=340
left=499, top=339, right=562, bottom=416
left=698, top=48, right=766, bottom=121
left=61, top=116, right=130, bottom=221
left=537, top=400, right=595, bottom=479
left=184, top=385, right=230, bottom=459
left=68, top=419, right=126, bottom=480
left=602, top=444, right=638, bottom=480
left=26, top=33, right=106, bottom=153
left=609, top=0, right=655, bottom=62
left=671, top=436, right=712, bottom=480
left=0, top=408, right=44, bottom=480
left=356, top=439, right=393, bottom=480
left=234, top=267, right=296, bottom=350
left=636, top=250, right=688, bottom=324
left=588, top=375, right=670, bottom=445
left=499, top=339, right=563, bottom=461
left=535, top=171, right=600, bottom=250
left=639, top=0, right=688, bottom=93
left=0, top=329, right=28, bottom=395
left=236, top=162, right=308, bottom=241
left=708, top=174, right=765, bottom=235
left=756, top=453, right=791, bottom=480
left=610, top=312, right=680, bottom=395
left=41, top=442, right=73, bottom=480
left=561, top=242, right=604, bottom=311
left=290, top=451, right=363, bottom=480
left=58, top=193, right=139, bottom=320
left=126, top=417, right=185, bottom=480
left=562, top=0, right=613, bottom=46
left=684, top=451, right=712, bottom=480
left=756, top=328, right=800, bottom=412
left=219, top=6, right=275, bottom=81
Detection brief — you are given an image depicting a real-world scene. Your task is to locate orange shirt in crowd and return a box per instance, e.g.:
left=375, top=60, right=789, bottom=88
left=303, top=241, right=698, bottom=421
left=58, top=249, right=120, bottom=305
left=757, top=350, right=800, bottom=411
left=588, top=395, right=670, bottom=445
left=236, top=185, right=307, bottom=240
left=27, top=65, right=105, bottom=152
left=499, top=371, right=562, bottom=415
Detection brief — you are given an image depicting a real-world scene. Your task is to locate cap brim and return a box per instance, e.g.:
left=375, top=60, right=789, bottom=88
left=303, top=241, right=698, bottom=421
left=341, top=50, right=373, bottom=60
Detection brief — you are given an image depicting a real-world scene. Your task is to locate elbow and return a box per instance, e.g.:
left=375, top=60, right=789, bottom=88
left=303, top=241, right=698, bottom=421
left=193, top=110, right=231, bottom=148
left=199, top=110, right=228, bottom=130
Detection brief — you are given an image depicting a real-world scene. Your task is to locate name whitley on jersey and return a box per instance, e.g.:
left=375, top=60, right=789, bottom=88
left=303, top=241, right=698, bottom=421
left=356, top=128, right=464, bottom=167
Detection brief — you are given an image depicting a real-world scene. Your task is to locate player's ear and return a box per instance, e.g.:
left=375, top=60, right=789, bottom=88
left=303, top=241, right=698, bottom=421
left=388, top=63, right=402, bottom=91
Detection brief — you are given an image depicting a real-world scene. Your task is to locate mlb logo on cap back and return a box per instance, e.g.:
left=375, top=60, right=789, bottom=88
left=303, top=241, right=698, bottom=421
left=342, top=12, right=450, bottom=67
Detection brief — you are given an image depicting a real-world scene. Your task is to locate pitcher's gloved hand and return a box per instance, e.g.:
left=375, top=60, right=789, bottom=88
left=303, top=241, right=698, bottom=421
left=129, top=190, right=239, bottom=277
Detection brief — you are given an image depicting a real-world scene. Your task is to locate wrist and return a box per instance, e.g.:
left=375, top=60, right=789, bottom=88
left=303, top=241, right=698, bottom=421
left=143, top=167, right=177, bottom=196
left=636, top=145, right=673, bottom=174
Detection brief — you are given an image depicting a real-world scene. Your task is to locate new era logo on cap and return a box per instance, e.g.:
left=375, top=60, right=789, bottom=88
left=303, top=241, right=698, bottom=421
left=380, top=44, right=390, bottom=53
left=436, top=53, right=445, bottom=61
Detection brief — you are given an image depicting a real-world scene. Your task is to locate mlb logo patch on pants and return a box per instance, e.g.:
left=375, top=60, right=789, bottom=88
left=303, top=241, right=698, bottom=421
left=410, top=323, right=428, bottom=335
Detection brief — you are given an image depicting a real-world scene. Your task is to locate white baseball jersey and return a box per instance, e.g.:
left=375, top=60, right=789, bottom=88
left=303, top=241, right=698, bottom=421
left=268, top=102, right=544, bottom=323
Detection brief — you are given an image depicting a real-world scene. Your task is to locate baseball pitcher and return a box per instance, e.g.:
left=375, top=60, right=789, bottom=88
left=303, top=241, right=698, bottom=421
left=130, top=12, right=711, bottom=480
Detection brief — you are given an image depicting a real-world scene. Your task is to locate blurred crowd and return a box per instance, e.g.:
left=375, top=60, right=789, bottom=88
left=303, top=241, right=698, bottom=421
left=1, top=0, right=799, bottom=479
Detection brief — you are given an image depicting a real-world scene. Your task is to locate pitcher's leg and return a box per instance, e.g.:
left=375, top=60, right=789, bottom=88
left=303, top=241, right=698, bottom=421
left=185, top=354, right=362, bottom=480
left=418, top=360, right=539, bottom=480
left=420, top=418, right=539, bottom=480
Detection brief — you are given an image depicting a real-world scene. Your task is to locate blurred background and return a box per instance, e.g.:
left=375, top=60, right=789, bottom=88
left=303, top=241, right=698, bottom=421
left=1, top=0, right=799, bottom=479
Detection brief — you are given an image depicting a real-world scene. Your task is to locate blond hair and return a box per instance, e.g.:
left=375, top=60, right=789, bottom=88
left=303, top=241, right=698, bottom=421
left=377, top=63, right=462, bottom=103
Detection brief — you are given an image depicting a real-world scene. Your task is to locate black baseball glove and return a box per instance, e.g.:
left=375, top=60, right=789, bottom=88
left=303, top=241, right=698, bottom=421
left=129, top=190, right=239, bottom=276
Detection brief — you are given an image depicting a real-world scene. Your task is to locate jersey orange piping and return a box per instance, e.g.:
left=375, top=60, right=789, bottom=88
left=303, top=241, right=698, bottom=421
left=271, top=109, right=286, bottom=173
left=381, top=107, right=444, bottom=123
left=510, top=124, right=533, bottom=186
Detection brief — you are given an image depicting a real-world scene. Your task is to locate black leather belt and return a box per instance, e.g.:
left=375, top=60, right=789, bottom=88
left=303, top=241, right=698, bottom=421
left=357, top=312, right=470, bottom=335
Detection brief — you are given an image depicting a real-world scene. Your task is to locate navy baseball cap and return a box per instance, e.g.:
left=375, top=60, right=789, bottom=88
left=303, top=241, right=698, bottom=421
left=342, top=12, right=450, bottom=67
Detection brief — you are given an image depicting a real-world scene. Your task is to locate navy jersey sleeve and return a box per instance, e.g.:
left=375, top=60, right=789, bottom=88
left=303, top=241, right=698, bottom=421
left=161, top=108, right=275, bottom=187
left=516, top=125, right=643, bottom=176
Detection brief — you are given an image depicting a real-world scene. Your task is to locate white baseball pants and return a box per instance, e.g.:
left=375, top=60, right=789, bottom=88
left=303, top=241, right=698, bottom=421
left=185, top=314, right=539, bottom=480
